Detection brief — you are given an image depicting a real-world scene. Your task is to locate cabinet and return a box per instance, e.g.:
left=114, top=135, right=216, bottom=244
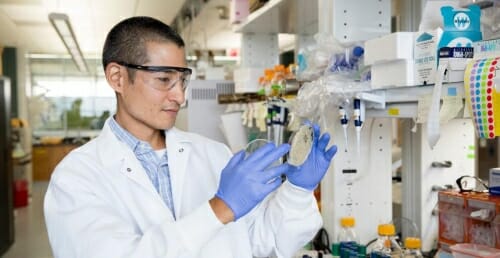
left=32, top=144, right=78, bottom=181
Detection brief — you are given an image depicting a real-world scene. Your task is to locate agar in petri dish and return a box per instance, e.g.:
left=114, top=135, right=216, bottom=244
left=288, top=124, right=314, bottom=166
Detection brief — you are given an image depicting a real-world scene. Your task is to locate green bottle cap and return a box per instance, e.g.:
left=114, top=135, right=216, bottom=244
left=332, top=243, right=340, bottom=256
left=358, top=245, right=367, bottom=255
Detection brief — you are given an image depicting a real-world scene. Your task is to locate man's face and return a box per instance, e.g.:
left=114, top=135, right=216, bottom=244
left=118, top=41, right=188, bottom=132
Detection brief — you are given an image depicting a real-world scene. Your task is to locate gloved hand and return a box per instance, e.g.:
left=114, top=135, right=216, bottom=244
left=285, top=124, right=337, bottom=191
left=215, top=143, right=290, bottom=220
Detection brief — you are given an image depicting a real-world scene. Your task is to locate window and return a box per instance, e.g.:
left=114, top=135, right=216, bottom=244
left=30, top=75, right=115, bottom=134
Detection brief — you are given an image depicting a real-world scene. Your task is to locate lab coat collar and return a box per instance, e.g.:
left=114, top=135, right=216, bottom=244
left=95, top=118, right=192, bottom=219
left=165, top=127, right=192, bottom=217
left=96, top=119, right=161, bottom=198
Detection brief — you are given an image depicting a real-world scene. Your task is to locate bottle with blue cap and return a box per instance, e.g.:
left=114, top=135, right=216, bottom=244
left=331, top=45, right=365, bottom=73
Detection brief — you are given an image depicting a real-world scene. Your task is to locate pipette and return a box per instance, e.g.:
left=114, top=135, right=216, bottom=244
left=339, top=106, right=349, bottom=152
left=353, top=99, right=363, bottom=156
left=266, top=103, right=273, bottom=141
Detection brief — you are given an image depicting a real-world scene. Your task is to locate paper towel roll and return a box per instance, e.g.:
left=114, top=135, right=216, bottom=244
left=220, top=112, right=248, bottom=153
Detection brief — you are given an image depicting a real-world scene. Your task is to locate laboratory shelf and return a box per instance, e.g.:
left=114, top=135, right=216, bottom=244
left=233, top=0, right=318, bottom=34
left=374, top=82, right=464, bottom=103
left=327, top=82, right=465, bottom=118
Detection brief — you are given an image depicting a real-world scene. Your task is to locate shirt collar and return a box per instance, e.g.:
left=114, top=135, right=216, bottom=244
left=108, top=116, right=158, bottom=155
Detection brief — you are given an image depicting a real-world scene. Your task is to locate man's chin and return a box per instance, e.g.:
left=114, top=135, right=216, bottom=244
left=156, top=120, right=176, bottom=130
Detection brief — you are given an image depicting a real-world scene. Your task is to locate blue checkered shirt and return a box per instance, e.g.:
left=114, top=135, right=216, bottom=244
left=109, top=117, right=176, bottom=219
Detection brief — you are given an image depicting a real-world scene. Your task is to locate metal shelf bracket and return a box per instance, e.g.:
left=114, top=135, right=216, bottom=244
left=355, top=91, right=386, bottom=109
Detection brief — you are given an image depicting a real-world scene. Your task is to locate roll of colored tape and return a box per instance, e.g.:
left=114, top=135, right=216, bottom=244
left=464, top=57, right=500, bottom=138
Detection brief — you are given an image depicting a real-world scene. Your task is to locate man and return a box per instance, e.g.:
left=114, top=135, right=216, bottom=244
left=44, top=16, right=337, bottom=258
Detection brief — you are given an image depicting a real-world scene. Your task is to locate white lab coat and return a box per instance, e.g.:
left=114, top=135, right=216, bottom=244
left=44, top=119, right=322, bottom=258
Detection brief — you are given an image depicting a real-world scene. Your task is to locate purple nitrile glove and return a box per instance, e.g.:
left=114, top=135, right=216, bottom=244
left=286, top=124, right=337, bottom=191
left=215, top=142, right=290, bottom=220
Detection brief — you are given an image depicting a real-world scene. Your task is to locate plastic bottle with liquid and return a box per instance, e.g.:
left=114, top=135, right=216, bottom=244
left=331, top=45, right=365, bottom=73
left=403, top=237, right=423, bottom=258
left=370, top=224, right=403, bottom=258
left=338, top=216, right=359, bottom=258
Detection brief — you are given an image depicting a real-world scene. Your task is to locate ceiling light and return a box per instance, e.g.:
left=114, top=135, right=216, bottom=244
left=48, top=13, right=89, bottom=73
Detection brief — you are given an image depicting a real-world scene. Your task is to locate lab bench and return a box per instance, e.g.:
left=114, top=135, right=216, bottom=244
left=32, top=143, right=80, bottom=181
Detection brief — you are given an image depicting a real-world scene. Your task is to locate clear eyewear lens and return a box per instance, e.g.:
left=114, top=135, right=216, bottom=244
left=152, top=71, right=191, bottom=92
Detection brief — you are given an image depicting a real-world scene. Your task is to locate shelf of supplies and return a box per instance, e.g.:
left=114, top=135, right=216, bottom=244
left=233, top=0, right=318, bottom=34
left=218, top=93, right=266, bottom=104
left=377, top=82, right=464, bottom=103
left=327, top=82, right=466, bottom=118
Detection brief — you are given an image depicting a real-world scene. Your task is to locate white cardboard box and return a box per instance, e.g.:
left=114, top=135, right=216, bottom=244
left=438, top=47, right=473, bottom=83
left=414, top=28, right=443, bottom=85
left=440, top=57, right=471, bottom=83
left=371, top=59, right=416, bottom=89
left=365, top=32, right=415, bottom=66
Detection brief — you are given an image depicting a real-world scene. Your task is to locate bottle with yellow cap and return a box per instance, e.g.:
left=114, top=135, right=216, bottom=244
left=370, top=223, right=403, bottom=258
left=403, top=237, right=423, bottom=258
left=337, top=216, right=359, bottom=258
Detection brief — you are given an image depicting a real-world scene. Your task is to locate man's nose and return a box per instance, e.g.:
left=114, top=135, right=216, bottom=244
left=168, top=80, right=186, bottom=104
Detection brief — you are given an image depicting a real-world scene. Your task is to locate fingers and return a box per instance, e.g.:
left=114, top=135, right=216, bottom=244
left=247, top=143, right=290, bottom=171
left=325, top=145, right=338, bottom=161
left=261, top=176, right=282, bottom=196
left=245, top=142, right=276, bottom=163
left=310, top=124, right=321, bottom=149
left=317, top=132, right=331, bottom=151
left=227, top=151, right=246, bottom=169
left=312, top=124, right=321, bottom=142
left=262, top=163, right=290, bottom=183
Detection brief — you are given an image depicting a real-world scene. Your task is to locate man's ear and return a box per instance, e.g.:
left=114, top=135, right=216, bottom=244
left=105, top=62, right=127, bottom=93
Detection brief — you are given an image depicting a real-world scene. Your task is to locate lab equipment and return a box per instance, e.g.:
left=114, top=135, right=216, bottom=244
left=339, top=106, right=349, bottom=152
left=273, top=100, right=288, bottom=146
left=285, top=124, right=337, bottom=191
left=181, top=80, right=235, bottom=145
left=329, top=45, right=364, bottom=73
left=353, top=99, right=363, bottom=156
left=370, top=224, right=403, bottom=258
left=337, top=216, right=359, bottom=258
left=364, top=32, right=415, bottom=66
left=266, top=98, right=289, bottom=147
left=403, top=238, right=423, bottom=258
left=245, top=138, right=271, bottom=155
left=215, top=143, right=290, bottom=220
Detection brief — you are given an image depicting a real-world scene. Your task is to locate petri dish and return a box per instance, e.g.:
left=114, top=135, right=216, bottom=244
left=244, top=138, right=282, bottom=168
left=288, top=124, right=314, bottom=166
left=245, top=138, right=271, bottom=156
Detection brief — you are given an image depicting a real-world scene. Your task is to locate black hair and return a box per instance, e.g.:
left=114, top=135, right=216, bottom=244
left=102, top=16, right=185, bottom=81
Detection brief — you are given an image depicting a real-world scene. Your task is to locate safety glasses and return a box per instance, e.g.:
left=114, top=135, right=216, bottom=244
left=456, top=175, right=489, bottom=193
left=117, top=61, right=192, bottom=92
